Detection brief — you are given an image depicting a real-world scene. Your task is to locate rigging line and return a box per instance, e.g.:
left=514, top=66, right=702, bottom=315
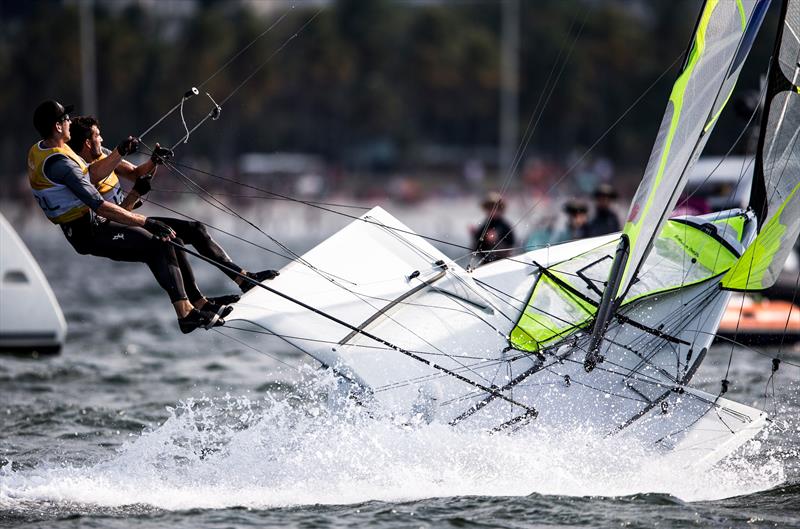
left=776, top=269, right=800, bottom=360
left=222, top=324, right=505, bottom=362
left=163, top=158, right=475, bottom=251
left=213, top=327, right=301, bottom=371
left=145, top=198, right=293, bottom=261
left=478, top=12, right=588, bottom=249
left=501, top=14, right=582, bottom=188
left=372, top=345, right=549, bottom=394
left=147, top=187, right=370, bottom=210
left=219, top=9, right=323, bottom=107
left=486, top=49, right=687, bottom=256
left=539, top=365, right=649, bottom=405
left=145, top=196, right=429, bottom=289
left=170, top=240, right=537, bottom=413
left=197, top=9, right=293, bottom=90
left=161, top=158, right=359, bottom=288
left=135, top=10, right=292, bottom=140
left=691, top=333, right=800, bottom=370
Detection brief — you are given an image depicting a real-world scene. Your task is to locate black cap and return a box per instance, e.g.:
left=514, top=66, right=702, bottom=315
left=33, top=100, right=74, bottom=138
left=564, top=199, right=588, bottom=215
left=593, top=183, right=618, bottom=199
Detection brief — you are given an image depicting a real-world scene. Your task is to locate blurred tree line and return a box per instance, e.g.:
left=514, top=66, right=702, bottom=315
left=0, top=0, right=777, bottom=199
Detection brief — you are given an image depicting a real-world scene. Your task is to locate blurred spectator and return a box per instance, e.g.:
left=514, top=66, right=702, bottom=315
left=472, top=191, right=515, bottom=265
left=524, top=213, right=557, bottom=250
left=463, top=159, right=486, bottom=192
left=588, top=183, right=621, bottom=236
left=553, top=199, right=590, bottom=243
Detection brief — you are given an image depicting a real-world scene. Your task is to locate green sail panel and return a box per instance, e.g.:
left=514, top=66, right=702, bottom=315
left=512, top=218, right=740, bottom=352
left=616, top=0, right=766, bottom=301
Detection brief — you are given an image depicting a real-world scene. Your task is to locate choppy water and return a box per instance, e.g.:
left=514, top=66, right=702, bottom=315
left=1, top=226, right=799, bottom=528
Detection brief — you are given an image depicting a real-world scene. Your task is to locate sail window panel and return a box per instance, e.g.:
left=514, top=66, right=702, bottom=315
left=511, top=219, right=739, bottom=352
left=510, top=276, right=595, bottom=352
left=627, top=221, right=737, bottom=301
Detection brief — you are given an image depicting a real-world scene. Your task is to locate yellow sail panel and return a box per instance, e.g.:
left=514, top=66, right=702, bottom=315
left=723, top=179, right=800, bottom=290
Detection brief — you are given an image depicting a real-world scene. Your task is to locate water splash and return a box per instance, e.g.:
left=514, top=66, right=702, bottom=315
left=0, top=373, right=789, bottom=511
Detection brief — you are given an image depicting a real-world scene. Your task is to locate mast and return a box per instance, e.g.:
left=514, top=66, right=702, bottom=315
left=583, top=235, right=628, bottom=371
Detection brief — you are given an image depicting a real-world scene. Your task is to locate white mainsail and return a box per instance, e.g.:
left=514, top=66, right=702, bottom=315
left=723, top=0, right=800, bottom=290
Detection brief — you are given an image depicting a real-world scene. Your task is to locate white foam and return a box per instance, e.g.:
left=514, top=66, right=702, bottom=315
left=0, top=375, right=789, bottom=511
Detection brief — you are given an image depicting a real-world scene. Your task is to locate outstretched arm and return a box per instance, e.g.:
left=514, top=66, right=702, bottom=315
left=87, top=149, right=123, bottom=185
left=87, top=137, right=138, bottom=185
left=115, top=158, right=156, bottom=182
left=46, top=155, right=173, bottom=239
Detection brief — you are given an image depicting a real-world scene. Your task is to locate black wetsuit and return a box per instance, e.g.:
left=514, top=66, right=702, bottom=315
left=61, top=213, right=195, bottom=303
left=44, top=155, right=206, bottom=303
left=149, top=217, right=246, bottom=283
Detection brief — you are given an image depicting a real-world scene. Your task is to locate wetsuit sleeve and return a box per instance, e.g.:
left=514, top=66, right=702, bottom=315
left=43, top=154, right=104, bottom=211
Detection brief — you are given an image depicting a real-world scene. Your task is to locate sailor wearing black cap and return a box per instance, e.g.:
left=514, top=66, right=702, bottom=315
left=587, top=183, right=621, bottom=237
left=552, top=199, right=591, bottom=243
left=26, top=99, right=224, bottom=333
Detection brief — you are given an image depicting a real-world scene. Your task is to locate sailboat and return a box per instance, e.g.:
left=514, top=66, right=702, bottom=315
left=224, top=0, right=797, bottom=468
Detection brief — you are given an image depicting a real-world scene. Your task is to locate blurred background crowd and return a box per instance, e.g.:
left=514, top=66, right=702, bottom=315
left=0, top=0, right=778, bottom=250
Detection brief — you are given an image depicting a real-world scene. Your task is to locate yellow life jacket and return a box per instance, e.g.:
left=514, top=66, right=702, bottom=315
left=92, top=152, right=122, bottom=204
left=27, top=142, right=91, bottom=224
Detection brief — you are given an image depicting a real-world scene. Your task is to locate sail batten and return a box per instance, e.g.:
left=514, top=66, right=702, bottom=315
left=615, top=0, right=770, bottom=302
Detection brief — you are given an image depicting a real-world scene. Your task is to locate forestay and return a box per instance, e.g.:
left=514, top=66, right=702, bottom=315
left=617, top=0, right=771, bottom=301
left=723, top=0, right=800, bottom=290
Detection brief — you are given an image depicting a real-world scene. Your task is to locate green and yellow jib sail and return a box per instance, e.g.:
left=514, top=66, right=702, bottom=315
left=616, top=0, right=770, bottom=302
left=511, top=0, right=773, bottom=352
left=722, top=0, right=800, bottom=291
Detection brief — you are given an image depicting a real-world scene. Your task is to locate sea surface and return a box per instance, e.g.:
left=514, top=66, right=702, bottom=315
left=1, top=219, right=799, bottom=529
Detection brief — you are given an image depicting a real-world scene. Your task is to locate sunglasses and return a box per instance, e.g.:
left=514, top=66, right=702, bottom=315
left=58, top=113, right=71, bottom=123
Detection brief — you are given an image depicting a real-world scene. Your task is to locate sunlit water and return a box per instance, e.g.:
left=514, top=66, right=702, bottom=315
left=1, top=220, right=799, bottom=528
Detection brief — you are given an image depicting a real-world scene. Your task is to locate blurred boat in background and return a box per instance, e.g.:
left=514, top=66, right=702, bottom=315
left=719, top=294, right=800, bottom=345
left=0, top=211, right=66, bottom=355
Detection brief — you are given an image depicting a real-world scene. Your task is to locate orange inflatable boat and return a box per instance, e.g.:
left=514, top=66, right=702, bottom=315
left=718, top=294, right=800, bottom=345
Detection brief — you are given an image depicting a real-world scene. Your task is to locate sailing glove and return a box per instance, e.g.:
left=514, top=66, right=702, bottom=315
left=151, top=144, right=174, bottom=165
left=143, top=218, right=174, bottom=241
left=117, top=136, right=140, bottom=156
left=132, top=175, right=152, bottom=195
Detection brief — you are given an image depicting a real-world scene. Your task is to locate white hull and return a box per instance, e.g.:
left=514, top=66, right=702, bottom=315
left=228, top=207, right=767, bottom=467
left=0, top=212, right=67, bottom=353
